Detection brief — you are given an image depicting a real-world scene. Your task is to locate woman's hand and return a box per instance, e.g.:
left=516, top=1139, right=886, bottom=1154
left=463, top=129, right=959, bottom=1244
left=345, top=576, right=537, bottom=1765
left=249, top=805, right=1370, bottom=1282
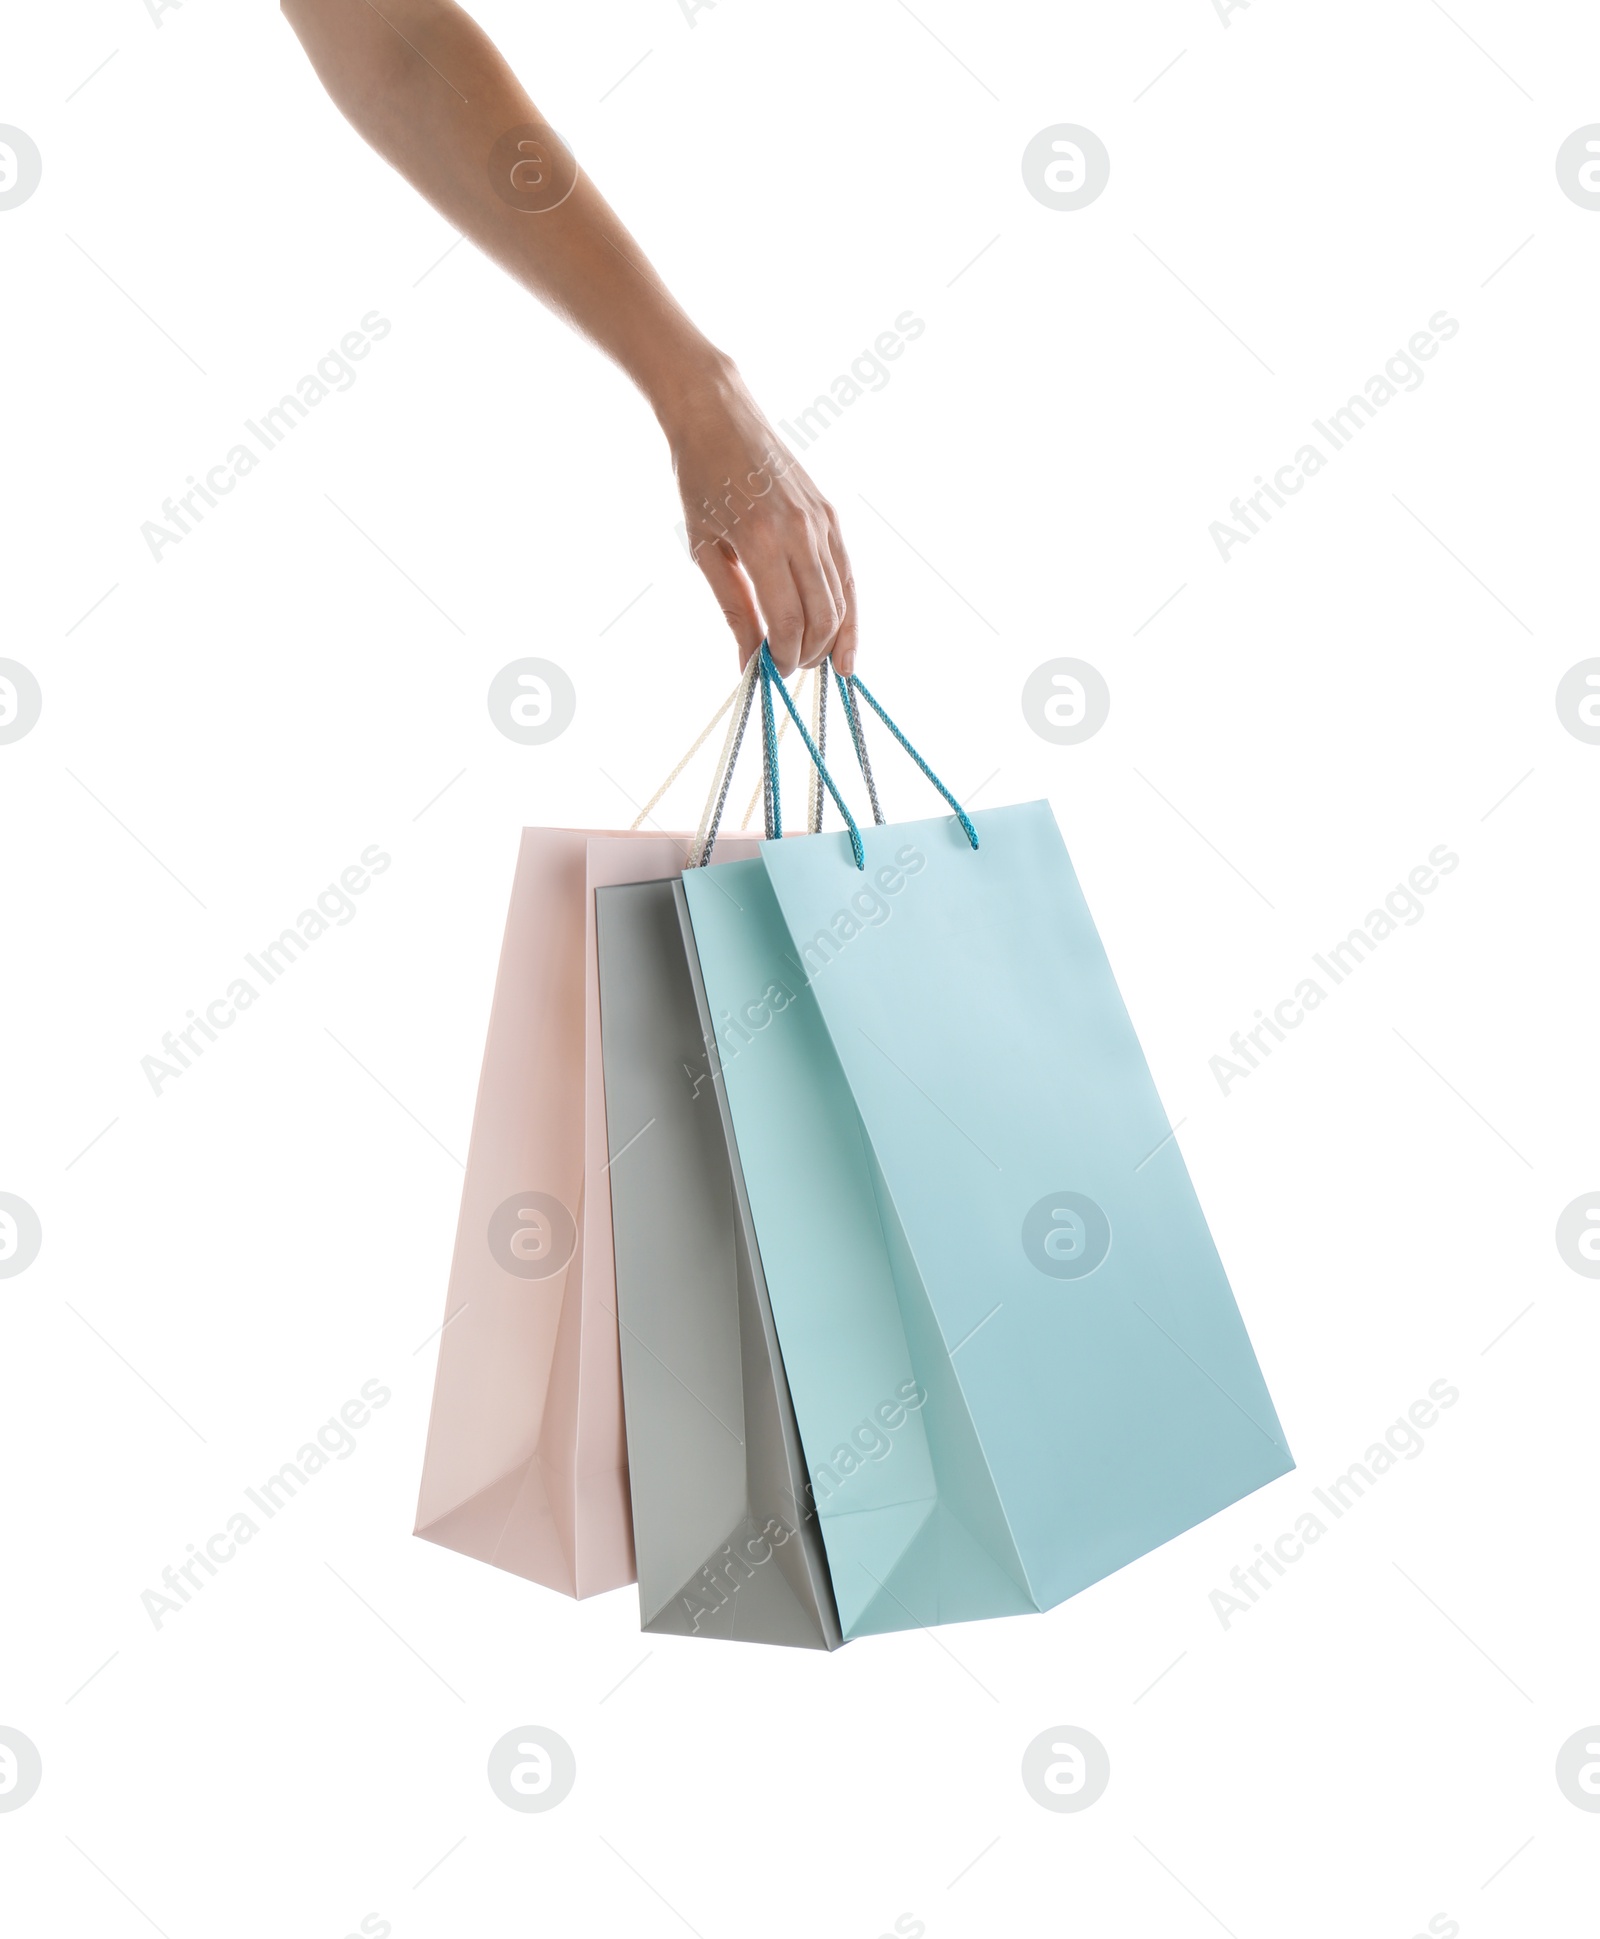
left=660, top=361, right=857, bottom=677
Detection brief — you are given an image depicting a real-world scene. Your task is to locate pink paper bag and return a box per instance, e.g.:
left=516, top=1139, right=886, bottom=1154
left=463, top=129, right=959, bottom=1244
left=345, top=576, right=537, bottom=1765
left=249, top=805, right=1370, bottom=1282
left=414, top=826, right=756, bottom=1597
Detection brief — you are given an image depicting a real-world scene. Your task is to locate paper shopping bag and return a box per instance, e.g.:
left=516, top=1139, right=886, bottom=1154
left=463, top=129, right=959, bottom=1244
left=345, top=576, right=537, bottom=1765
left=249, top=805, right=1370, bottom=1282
left=595, top=876, right=841, bottom=1648
left=415, top=829, right=751, bottom=1596
left=678, top=655, right=1293, bottom=1636
left=413, top=828, right=631, bottom=1595
left=413, top=657, right=816, bottom=1600
left=680, top=854, right=1036, bottom=1639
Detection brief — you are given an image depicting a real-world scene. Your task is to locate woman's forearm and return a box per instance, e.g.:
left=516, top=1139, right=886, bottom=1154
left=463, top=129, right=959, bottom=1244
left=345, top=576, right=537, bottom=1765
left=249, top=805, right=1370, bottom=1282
left=281, top=0, right=857, bottom=674
left=279, top=0, right=726, bottom=432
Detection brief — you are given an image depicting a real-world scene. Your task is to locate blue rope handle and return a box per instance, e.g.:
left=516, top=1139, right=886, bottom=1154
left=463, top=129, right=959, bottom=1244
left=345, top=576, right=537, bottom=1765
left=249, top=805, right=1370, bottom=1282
left=759, top=652, right=780, bottom=841
left=839, top=667, right=979, bottom=851
left=759, top=644, right=865, bottom=869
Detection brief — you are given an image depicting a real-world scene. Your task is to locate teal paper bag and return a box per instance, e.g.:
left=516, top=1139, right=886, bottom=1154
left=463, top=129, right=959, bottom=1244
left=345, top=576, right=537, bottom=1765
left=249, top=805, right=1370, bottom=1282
left=681, top=781, right=1293, bottom=1636
left=757, top=799, right=1294, bottom=1610
left=680, top=856, right=1038, bottom=1640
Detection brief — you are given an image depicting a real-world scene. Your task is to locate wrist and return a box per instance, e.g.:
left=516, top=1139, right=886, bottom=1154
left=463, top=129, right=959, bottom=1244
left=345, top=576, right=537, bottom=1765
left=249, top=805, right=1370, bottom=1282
left=648, top=345, right=743, bottom=441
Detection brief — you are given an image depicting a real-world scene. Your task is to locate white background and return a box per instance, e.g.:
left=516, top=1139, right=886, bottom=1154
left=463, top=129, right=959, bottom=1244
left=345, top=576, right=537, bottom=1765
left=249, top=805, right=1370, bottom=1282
left=3, top=0, right=1598, bottom=1934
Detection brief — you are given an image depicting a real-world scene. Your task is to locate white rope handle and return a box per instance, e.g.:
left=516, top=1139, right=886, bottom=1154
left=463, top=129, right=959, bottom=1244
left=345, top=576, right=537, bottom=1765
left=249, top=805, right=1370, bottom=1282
left=629, top=656, right=819, bottom=866
left=628, top=671, right=749, bottom=831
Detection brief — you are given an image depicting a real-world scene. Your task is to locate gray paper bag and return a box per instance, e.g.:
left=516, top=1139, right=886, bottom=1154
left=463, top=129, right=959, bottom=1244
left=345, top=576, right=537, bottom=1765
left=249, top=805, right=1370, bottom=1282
left=595, top=876, right=841, bottom=1649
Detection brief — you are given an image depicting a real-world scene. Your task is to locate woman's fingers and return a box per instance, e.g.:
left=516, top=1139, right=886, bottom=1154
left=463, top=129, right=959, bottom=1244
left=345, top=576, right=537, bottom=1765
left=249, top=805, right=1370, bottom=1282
left=823, top=511, right=858, bottom=677
left=693, top=516, right=850, bottom=677
left=670, top=386, right=854, bottom=673
left=691, top=535, right=764, bottom=667
left=741, top=544, right=809, bottom=676
left=768, top=513, right=845, bottom=669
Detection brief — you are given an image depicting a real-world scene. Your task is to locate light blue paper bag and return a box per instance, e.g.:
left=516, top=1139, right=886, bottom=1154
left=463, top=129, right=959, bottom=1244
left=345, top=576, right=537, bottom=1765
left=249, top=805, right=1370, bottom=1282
left=680, top=653, right=1293, bottom=1637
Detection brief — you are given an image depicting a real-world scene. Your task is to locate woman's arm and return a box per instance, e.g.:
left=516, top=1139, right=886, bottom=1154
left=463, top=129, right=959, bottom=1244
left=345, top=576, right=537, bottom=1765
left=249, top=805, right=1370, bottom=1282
left=280, top=0, right=855, bottom=674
